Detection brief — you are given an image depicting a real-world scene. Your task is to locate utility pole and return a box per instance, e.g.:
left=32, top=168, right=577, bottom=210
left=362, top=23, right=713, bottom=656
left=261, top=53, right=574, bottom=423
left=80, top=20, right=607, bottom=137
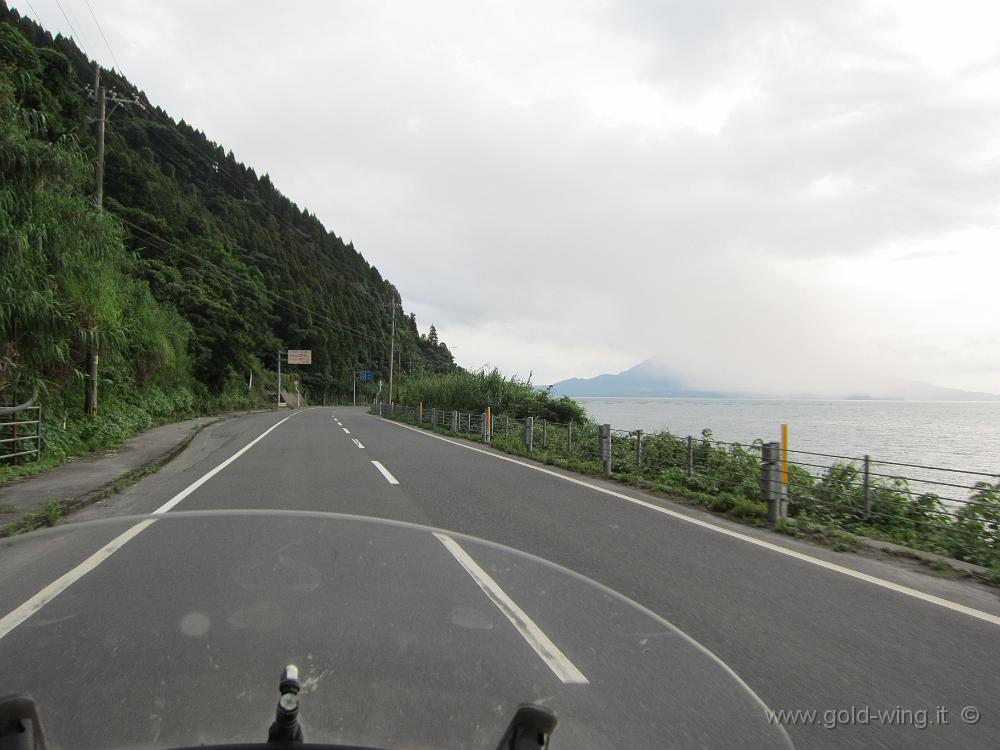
left=84, top=64, right=144, bottom=417
left=93, top=83, right=106, bottom=208
left=387, top=301, right=396, bottom=405
left=276, top=350, right=282, bottom=408
left=84, top=72, right=106, bottom=418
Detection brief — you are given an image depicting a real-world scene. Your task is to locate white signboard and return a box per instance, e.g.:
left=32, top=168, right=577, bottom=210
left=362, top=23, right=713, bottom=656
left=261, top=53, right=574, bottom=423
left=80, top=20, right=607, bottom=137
left=286, top=349, right=312, bottom=365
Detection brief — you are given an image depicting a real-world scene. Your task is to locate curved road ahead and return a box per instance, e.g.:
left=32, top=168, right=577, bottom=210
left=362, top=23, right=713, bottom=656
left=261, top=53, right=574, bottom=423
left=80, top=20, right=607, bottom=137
left=1, top=407, right=998, bottom=748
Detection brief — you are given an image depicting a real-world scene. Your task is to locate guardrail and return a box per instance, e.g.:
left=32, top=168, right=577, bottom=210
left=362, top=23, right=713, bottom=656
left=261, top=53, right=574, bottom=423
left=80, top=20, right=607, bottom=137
left=1, top=394, right=42, bottom=465
left=373, top=402, right=1000, bottom=571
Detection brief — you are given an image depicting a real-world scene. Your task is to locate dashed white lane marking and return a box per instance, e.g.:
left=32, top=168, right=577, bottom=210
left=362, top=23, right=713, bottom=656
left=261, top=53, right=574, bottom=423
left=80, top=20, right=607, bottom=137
left=0, top=412, right=305, bottom=641
left=371, top=460, right=399, bottom=485
left=352, top=439, right=365, bottom=449
left=381, top=418, right=1000, bottom=629
left=342, top=428, right=351, bottom=434
left=434, top=532, right=588, bottom=684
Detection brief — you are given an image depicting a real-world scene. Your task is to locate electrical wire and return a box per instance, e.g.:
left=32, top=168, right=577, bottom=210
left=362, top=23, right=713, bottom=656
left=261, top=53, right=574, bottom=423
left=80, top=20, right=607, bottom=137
left=22, top=1, right=44, bottom=25
left=52, top=0, right=90, bottom=55
left=118, top=216, right=385, bottom=346
left=82, top=0, right=120, bottom=70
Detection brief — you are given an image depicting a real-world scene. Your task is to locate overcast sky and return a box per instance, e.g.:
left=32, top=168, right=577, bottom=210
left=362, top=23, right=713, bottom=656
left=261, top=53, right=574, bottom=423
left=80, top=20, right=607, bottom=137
left=17, top=1, right=1000, bottom=393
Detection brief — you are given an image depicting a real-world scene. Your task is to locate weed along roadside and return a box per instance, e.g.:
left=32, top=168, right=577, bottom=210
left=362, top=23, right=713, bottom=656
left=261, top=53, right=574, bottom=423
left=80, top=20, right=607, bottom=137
left=374, top=403, right=1000, bottom=586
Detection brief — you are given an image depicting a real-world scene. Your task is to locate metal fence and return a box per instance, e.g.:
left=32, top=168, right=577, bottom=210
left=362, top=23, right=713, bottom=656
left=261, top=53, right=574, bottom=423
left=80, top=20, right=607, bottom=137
left=373, top=402, right=1000, bottom=568
left=0, top=397, right=42, bottom=465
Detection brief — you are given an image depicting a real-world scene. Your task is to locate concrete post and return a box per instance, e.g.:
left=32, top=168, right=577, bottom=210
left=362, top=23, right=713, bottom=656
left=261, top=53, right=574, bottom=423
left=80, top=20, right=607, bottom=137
left=524, top=416, right=534, bottom=454
left=635, top=429, right=643, bottom=469
left=599, top=424, right=611, bottom=475
left=686, top=435, right=694, bottom=477
left=542, top=419, right=548, bottom=448
left=481, top=413, right=488, bottom=443
left=762, top=441, right=787, bottom=523
left=567, top=422, right=573, bottom=452
left=452, top=410, right=458, bottom=432
left=862, top=454, right=871, bottom=520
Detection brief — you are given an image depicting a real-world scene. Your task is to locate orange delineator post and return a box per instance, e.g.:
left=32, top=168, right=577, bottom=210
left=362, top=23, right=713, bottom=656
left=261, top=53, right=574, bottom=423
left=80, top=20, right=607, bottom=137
left=486, top=406, right=492, bottom=436
left=781, top=423, right=789, bottom=486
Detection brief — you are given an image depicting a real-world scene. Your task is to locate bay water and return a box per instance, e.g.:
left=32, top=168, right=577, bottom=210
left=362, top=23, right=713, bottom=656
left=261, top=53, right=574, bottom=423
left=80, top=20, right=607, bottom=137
left=576, top=398, right=1000, bottom=478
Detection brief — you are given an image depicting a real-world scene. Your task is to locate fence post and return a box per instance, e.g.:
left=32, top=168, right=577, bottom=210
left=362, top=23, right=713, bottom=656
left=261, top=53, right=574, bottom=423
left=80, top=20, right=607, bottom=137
left=481, top=413, right=488, bottom=443
left=505, top=415, right=510, bottom=440
left=599, top=424, right=611, bottom=475
left=524, top=416, right=534, bottom=454
left=567, top=422, right=573, bottom=452
left=542, top=419, right=548, bottom=448
left=686, top=435, right=694, bottom=478
left=761, top=441, right=786, bottom=524
left=431, top=407, right=437, bottom=427
left=635, top=429, right=642, bottom=469
left=862, top=454, right=871, bottom=520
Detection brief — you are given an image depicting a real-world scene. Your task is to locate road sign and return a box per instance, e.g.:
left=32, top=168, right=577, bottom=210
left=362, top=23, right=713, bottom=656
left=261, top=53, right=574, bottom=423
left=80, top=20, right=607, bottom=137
left=359, top=369, right=373, bottom=383
left=286, top=349, right=312, bottom=365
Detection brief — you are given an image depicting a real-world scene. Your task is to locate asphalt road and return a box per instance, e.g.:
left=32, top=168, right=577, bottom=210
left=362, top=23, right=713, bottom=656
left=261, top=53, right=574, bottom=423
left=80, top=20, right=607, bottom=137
left=1, top=407, right=998, bottom=749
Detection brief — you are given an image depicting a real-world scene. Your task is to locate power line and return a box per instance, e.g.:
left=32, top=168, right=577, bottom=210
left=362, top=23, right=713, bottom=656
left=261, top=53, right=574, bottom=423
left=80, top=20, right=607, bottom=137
left=52, top=0, right=90, bottom=55
left=22, top=1, right=44, bottom=25
left=101, top=128, right=454, bottom=371
left=117, top=215, right=386, bottom=346
left=82, top=0, right=121, bottom=70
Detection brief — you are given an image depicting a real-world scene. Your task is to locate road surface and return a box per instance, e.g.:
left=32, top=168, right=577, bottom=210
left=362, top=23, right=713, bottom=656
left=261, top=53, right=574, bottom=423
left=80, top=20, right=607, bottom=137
left=1, top=407, right=998, bottom=748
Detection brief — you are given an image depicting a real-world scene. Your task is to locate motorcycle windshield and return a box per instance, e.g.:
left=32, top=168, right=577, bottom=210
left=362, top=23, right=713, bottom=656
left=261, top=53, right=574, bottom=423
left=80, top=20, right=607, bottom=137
left=0, top=511, right=793, bottom=749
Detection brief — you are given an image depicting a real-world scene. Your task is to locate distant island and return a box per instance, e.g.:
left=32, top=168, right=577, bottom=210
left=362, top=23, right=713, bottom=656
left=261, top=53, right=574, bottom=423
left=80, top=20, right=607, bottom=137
left=548, top=360, right=1000, bottom=401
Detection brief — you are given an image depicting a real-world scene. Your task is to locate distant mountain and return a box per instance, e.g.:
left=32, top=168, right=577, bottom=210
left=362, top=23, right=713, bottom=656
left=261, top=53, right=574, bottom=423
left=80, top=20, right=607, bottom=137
left=864, top=380, right=1000, bottom=402
left=549, top=361, right=748, bottom=399
left=549, top=361, right=1000, bottom=401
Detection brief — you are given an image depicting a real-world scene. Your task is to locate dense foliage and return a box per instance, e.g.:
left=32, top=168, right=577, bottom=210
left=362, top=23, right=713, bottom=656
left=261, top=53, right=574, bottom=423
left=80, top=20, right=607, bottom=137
left=395, top=369, right=586, bottom=423
left=0, top=4, right=454, bottom=415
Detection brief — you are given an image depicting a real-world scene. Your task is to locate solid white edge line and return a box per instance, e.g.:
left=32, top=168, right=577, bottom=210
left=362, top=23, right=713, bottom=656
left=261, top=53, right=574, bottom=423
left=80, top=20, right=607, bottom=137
left=0, top=411, right=305, bottom=641
left=434, top=532, right=589, bottom=685
left=0, top=520, right=154, bottom=640
left=380, top=417, right=1000, bottom=629
left=371, top=460, right=399, bottom=485
left=352, top=439, right=365, bottom=449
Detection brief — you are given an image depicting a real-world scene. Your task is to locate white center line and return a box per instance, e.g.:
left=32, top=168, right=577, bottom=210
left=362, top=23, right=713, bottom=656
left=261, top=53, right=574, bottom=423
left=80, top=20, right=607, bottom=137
left=342, top=427, right=351, bottom=434
left=434, top=532, right=589, bottom=685
left=352, top=438, right=365, bottom=449
left=381, top=417, right=1000, bottom=629
left=0, top=411, right=304, bottom=641
left=371, top=460, right=399, bottom=484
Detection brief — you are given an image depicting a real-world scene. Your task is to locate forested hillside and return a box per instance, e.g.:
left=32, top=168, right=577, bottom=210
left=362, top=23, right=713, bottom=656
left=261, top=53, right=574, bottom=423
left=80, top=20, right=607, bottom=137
left=0, top=2, right=453, bottom=422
